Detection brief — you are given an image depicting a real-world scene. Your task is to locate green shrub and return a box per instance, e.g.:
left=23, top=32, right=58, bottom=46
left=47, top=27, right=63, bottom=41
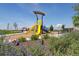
left=0, top=38, right=3, bottom=42
left=18, top=37, right=26, bottom=42
left=0, top=31, right=79, bottom=56
left=31, top=35, right=38, bottom=40
left=48, top=32, right=79, bottom=55
left=28, top=46, right=45, bottom=56
left=43, top=34, right=50, bottom=39
left=0, top=45, right=27, bottom=56
left=0, top=36, right=5, bottom=44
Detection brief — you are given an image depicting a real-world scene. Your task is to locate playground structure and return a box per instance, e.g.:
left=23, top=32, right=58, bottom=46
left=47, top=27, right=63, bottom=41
left=24, top=11, right=49, bottom=35
left=5, top=11, right=49, bottom=42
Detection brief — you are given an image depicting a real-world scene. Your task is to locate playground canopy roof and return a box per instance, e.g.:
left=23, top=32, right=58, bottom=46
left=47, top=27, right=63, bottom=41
left=33, top=11, right=45, bottom=16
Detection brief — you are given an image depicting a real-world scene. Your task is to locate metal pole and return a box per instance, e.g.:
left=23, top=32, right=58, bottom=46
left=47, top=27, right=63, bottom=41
left=41, top=15, right=43, bottom=34
left=35, top=14, right=38, bottom=24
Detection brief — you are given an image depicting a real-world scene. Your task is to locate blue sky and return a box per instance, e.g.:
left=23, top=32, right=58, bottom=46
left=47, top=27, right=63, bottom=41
left=0, top=3, right=75, bottom=29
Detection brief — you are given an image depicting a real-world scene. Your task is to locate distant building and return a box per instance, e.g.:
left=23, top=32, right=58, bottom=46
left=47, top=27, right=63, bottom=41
left=64, top=27, right=74, bottom=32
left=53, top=24, right=74, bottom=33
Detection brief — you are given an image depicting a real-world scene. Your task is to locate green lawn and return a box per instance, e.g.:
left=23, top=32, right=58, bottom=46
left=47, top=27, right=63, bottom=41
left=0, top=30, right=21, bottom=35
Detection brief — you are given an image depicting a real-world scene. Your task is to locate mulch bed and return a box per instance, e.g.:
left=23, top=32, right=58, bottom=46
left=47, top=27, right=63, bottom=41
left=20, top=40, right=49, bottom=47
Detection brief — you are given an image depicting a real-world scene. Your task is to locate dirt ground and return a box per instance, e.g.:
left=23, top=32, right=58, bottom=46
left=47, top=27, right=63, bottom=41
left=4, top=32, right=33, bottom=42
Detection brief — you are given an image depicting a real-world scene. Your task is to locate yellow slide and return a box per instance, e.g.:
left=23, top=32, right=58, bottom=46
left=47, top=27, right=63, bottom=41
left=29, top=24, right=41, bottom=35
left=35, top=24, right=41, bottom=35
left=25, top=20, right=42, bottom=35
left=25, top=24, right=36, bottom=34
left=35, top=20, right=42, bottom=35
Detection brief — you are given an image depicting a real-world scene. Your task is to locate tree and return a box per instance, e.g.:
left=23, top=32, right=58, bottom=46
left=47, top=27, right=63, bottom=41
left=50, top=25, right=53, bottom=31
left=73, top=16, right=79, bottom=27
left=7, top=23, right=10, bottom=30
left=73, top=4, right=79, bottom=27
left=13, top=22, right=18, bottom=30
left=62, top=25, right=65, bottom=30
